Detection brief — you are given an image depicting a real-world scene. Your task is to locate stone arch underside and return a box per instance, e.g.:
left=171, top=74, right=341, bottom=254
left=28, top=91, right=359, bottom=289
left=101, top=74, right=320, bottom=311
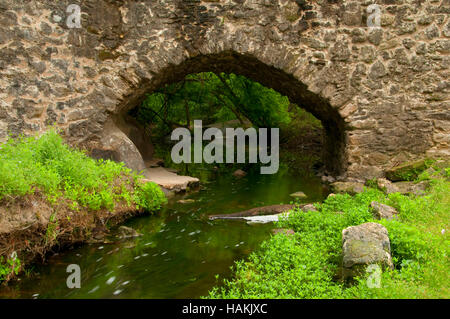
left=101, top=51, right=347, bottom=176
left=0, top=0, right=448, bottom=181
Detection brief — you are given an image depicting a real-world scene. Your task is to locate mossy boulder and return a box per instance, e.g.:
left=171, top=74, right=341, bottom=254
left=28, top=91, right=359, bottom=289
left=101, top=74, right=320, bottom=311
left=385, top=159, right=429, bottom=181
left=342, top=222, right=393, bottom=279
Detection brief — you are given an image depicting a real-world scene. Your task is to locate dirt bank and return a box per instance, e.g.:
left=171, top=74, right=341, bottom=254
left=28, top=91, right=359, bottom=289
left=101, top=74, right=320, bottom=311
left=0, top=178, right=147, bottom=283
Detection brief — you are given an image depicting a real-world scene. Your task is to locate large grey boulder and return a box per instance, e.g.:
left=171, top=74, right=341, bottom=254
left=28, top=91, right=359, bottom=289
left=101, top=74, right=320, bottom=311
left=370, top=201, right=399, bottom=220
left=342, top=222, right=393, bottom=279
left=92, top=121, right=146, bottom=172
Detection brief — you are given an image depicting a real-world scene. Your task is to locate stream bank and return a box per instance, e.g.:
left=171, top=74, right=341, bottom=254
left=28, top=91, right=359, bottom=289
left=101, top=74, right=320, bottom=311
left=0, top=159, right=328, bottom=298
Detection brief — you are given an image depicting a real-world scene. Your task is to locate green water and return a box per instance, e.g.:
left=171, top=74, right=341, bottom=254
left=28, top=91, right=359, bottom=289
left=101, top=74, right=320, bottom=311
left=0, top=163, right=327, bottom=299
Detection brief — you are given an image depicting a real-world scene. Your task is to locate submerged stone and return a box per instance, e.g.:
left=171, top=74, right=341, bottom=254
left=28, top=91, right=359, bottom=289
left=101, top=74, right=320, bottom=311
left=118, top=226, right=142, bottom=239
left=177, top=199, right=196, bottom=204
left=232, top=169, right=247, bottom=178
left=290, top=191, right=307, bottom=199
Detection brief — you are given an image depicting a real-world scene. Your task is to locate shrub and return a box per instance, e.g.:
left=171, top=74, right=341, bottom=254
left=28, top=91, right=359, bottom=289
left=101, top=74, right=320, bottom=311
left=0, top=130, right=167, bottom=212
left=133, top=180, right=167, bottom=211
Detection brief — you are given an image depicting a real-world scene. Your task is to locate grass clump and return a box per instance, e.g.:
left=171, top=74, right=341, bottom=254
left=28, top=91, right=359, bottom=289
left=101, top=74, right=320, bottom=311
left=0, top=254, right=21, bottom=282
left=207, top=169, right=449, bottom=299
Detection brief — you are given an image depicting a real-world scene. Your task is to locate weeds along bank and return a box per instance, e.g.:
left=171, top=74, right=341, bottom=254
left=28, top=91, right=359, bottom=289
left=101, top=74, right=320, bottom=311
left=207, top=165, right=450, bottom=299
left=0, top=130, right=167, bottom=282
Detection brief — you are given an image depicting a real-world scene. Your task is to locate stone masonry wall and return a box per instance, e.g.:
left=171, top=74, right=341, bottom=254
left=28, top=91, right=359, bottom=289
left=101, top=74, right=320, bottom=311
left=0, top=0, right=449, bottom=180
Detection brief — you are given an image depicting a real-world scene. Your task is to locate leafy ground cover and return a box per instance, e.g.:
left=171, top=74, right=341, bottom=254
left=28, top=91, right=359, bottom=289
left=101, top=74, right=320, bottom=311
left=207, top=164, right=449, bottom=299
left=0, top=130, right=167, bottom=282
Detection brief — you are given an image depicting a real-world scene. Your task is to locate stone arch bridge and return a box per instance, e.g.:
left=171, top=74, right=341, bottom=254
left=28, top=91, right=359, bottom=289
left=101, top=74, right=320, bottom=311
left=0, top=0, right=449, bottom=180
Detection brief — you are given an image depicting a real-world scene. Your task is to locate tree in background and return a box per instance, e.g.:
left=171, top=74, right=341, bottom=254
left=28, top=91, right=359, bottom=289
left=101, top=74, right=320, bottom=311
left=131, top=72, right=293, bottom=135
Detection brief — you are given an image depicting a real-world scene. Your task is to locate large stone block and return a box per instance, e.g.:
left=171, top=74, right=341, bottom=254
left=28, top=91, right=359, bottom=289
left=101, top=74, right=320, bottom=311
left=342, top=222, right=393, bottom=279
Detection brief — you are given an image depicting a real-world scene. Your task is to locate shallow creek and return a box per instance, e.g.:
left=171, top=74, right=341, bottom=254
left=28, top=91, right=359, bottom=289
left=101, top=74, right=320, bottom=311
left=0, top=164, right=328, bottom=298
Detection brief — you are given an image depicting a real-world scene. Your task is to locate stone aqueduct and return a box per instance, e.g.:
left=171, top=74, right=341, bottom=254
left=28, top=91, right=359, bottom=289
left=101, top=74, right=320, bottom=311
left=0, top=0, right=448, bottom=180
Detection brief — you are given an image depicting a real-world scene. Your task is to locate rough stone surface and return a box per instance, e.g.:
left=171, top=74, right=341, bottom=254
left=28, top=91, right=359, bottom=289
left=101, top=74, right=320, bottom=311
left=385, top=159, right=429, bottom=181
left=393, top=180, right=429, bottom=195
left=375, top=178, right=400, bottom=194
left=301, top=203, right=318, bottom=212
left=92, top=122, right=146, bottom=172
left=342, top=222, right=394, bottom=278
left=142, top=167, right=199, bottom=193
left=370, top=201, right=399, bottom=220
left=177, top=199, right=195, bottom=204
left=0, top=1, right=449, bottom=179
left=330, top=181, right=365, bottom=195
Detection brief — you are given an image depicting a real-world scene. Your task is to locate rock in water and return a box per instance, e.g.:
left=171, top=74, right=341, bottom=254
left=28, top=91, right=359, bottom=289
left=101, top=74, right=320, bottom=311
left=342, top=222, right=393, bottom=279
left=232, top=169, right=247, bottom=178
left=177, top=199, right=196, bottom=204
left=243, top=214, right=282, bottom=224
left=142, top=167, right=199, bottom=193
left=370, top=201, right=398, bottom=220
left=290, top=191, right=307, bottom=199
left=209, top=204, right=295, bottom=219
left=118, top=226, right=142, bottom=239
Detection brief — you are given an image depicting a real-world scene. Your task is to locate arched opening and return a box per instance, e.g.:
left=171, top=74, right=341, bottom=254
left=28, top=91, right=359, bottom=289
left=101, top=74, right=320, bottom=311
left=95, top=52, right=347, bottom=178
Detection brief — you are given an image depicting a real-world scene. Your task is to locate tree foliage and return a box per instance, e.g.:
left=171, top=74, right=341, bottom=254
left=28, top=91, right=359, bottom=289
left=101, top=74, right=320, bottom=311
left=132, top=72, right=293, bottom=135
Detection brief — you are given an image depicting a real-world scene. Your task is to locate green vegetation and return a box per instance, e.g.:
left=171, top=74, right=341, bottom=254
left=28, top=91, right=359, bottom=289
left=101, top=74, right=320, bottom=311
left=385, top=159, right=434, bottom=182
left=207, top=163, right=449, bottom=299
left=0, top=130, right=166, bottom=212
left=0, top=254, right=21, bottom=282
left=132, top=72, right=312, bottom=136
left=134, top=72, right=323, bottom=176
left=0, top=130, right=167, bottom=282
